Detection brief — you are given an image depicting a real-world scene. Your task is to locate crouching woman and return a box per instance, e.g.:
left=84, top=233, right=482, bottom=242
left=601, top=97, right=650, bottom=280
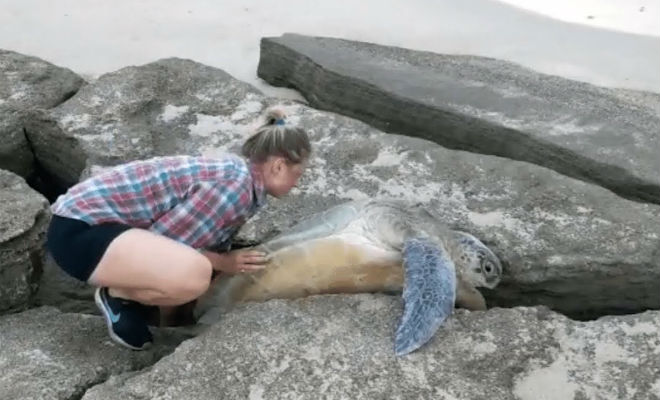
left=46, top=109, right=310, bottom=350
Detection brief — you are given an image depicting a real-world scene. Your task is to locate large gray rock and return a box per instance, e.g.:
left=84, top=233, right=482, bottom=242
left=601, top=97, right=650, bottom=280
left=25, top=57, right=262, bottom=187
left=0, top=49, right=84, bottom=109
left=1, top=49, right=84, bottom=180
left=0, top=169, right=49, bottom=313
left=0, top=105, right=34, bottom=178
left=82, top=295, right=660, bottom=400
left=0, top=306, right=192, bottom=400
left=257, top=34, right=660, bottom=204
left=34, top=253, right=97, bottom=315
left=235, top=104, right=660, bottom=318
left=26, top=58, right=660, bottom=318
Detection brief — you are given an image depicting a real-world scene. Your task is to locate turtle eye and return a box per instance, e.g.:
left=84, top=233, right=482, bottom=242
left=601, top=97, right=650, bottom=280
left=483, top=262, right=493, bottom=274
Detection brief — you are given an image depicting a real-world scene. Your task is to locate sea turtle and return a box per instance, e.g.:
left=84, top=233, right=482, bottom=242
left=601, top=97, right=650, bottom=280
left=195, top=198, right=502, bottom=355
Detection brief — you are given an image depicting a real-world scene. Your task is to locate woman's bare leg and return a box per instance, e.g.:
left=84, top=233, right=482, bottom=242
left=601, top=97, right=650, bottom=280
left=88, top=228, right=212, bottom=306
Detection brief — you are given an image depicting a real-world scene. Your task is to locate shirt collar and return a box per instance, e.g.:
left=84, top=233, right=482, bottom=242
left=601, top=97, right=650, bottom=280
left=248, top=162, right=267, bottom=208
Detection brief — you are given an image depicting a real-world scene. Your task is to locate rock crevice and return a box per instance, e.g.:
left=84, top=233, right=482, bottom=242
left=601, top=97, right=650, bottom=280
left=1, top=49, right=85, bottom=199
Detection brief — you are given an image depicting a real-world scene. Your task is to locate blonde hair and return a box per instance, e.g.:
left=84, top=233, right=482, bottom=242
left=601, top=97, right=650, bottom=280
left=241, top=108, right=311, bottom=164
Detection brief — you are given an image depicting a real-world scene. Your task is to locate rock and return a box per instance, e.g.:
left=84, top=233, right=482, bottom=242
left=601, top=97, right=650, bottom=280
left=235, top=104, right=660, bottom=318
left=24, top=57, right=262, bottom=187
left=0, top=105, right=34, bottom=178
left=0, top=49, right=84, bottom=109
left=34, top=253, right=98, bottom=315
left=0, top=306, right=192, bottom=400
left=257, top=34, right=660, bottom=204
left=26, top=58, right=660, bottom=318
left=1, top=49, right=84, bottom=182
left=81, top=295, right=660, bottom=400
left=0, top=169, right=50, bottom=313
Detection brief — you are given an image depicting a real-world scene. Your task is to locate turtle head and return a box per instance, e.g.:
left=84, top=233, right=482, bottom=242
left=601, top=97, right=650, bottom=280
left=450, top=231, right=502, bottom=289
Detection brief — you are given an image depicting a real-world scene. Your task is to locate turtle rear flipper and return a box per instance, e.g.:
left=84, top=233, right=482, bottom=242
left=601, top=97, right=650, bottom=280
left=263, top=202, right=362, bottom=252
left=394, top=237, right=456, bottom=356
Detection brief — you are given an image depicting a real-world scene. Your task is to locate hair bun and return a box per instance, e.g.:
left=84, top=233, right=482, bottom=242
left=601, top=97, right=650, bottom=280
left=266, top=107, right=287, bottom=125
left=241, top=106, right=311, bottom=164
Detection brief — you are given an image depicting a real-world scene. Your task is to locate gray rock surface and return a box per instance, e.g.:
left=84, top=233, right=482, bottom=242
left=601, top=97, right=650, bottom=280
left=11, top=53, right=659, bottom=399
left=24, top=57, right=262, bottom=187
left=27, top=58, right=660, bottom=318
left=0, top=169, right=49, bottom=313
left=234, top=104, right=660, bottom=318
left=1, top=49, right=84, bottom=181
left=0, top=306, right=192, bottom=400
left=82, top=294, right=660, bottom=400
left=34, top=253, right=97, bottom=315
left=257, top=33, right=660, bottom=204
left=0, top=105, right=34, bottom=178
left=0, top=49, right=84, bottom=109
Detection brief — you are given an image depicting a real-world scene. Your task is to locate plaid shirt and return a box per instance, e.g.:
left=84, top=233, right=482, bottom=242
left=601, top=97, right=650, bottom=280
left=51, top=155, right=267, bottom=249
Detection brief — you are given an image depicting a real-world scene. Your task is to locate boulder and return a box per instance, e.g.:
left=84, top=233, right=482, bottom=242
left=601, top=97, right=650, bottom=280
left=0, top=105, right=34, bottom=178
left=236, top=104, right=660, bottom=318
left=0, top=306, right=192, bottom=400
left=0, top=49, right=84, bottom=109
left=0, top=169, right=49, bottom=313
left=34, top=253, right=97, bottom=315
left=82, top=295, right=660, bottom=400
left=1, top=49, right=84, bottom=182
left=25, top=58, right=660, bottom=318
left=24, top=57, right=262, bottom=187
left=257, top=34, right=660, bottom=204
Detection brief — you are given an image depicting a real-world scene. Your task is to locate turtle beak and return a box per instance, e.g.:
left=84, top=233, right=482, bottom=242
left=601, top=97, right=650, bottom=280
left=484, top=275, right=500, bottom=289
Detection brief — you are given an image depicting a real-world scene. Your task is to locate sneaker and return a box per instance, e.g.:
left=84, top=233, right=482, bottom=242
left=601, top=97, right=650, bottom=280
left=94, top=287, right=153, bottom=350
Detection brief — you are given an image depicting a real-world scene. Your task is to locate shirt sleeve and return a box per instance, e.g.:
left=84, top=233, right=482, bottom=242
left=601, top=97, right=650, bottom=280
left=148, top=179, right=250, bottom=249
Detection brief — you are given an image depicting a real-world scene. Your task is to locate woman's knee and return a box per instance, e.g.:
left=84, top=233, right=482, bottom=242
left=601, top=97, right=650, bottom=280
left=164, top=256, right=212, bottom=302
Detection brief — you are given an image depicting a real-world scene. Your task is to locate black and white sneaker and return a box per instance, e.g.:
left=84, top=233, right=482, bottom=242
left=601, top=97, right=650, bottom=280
left=94, top=287, right=153, bottom=350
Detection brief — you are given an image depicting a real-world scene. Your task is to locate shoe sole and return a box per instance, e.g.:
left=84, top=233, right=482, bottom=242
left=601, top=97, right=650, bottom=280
left=94, top=288, right=152, bottom=351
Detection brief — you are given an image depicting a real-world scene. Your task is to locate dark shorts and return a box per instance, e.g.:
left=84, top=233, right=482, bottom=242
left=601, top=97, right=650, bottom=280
left=46, top=215, right=133, bottom=282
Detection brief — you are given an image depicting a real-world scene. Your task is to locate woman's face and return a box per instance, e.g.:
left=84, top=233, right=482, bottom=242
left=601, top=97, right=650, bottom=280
left=262, top=156, right=307, bottom=198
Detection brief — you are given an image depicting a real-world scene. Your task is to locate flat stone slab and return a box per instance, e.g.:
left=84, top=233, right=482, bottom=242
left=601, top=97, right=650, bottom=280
left=28, top=58, right=660, bottom=318
left=0, top=169, right=49, bottom=313
left=0, top=307, right=191, bottom=400
left=258, top=34, right=660, bottom=204
left=82, top=295, right=660, bottom=400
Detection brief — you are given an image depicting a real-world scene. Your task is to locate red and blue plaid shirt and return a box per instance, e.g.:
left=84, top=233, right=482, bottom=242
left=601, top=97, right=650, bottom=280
left=51, top=154, right=267, bottom=249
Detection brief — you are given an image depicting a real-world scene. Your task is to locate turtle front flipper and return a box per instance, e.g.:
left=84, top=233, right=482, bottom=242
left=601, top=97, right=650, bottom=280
left=394, top=238, right=456, bottom=356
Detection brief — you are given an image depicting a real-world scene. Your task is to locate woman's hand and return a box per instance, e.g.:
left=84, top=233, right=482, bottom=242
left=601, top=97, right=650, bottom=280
left=202, top=249, right=268, bottom=274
